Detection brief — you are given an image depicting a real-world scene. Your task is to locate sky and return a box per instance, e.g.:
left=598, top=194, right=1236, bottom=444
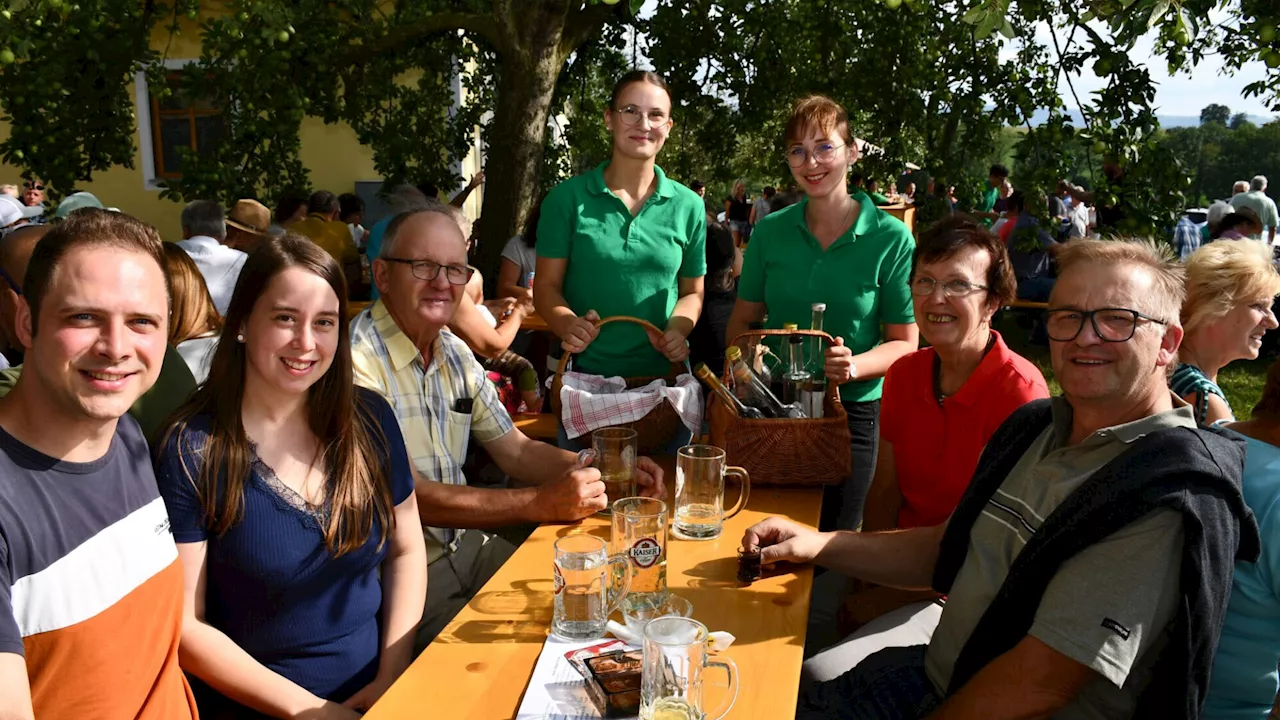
left=1018, top=18, right=1276, bottom=120
left=633, top=1, right=1276, bottom=121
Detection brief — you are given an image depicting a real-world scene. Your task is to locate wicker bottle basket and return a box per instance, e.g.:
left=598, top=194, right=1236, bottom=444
left=707, top=328, right=851, bottom=486
left=551, top=315, right=685, bottom=454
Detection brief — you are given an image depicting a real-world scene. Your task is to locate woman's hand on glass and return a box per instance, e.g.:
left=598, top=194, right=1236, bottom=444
left=824, top=337, right=857, bottom=384
left=562, top=309, right=600, bottom=354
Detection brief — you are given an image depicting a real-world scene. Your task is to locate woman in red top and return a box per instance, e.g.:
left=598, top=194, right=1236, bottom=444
left=804, top=215, right=1050, bottom=683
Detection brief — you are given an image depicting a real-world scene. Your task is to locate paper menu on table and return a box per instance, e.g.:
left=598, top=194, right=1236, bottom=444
left=515, top=636, right=637, bottom=720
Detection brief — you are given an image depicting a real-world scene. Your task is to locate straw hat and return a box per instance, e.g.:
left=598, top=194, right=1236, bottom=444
left=226, top=199, right=270, bottom=236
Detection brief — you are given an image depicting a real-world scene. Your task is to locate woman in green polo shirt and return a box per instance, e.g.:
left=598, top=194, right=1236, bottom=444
left=535, top=70, right=707, bottom=450
left=727, top=95, right=918, bottom=531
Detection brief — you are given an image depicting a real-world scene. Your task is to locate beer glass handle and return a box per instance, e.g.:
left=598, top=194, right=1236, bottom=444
left=605, top=554, right=631, bottom=617
left=722, top=467, right=751, bottom=520
left=705, top=656, right=739, bottom=720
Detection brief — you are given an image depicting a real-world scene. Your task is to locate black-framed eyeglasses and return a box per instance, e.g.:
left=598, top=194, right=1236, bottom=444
left=23, top=182, right=43, bottom=191
left=785, top=142, right=846, bottom=168
left=382, top=257, right=474, bottom=285
left=613, top=105, right=670, bottom=127
left=910, top=276, right=989, bottom=298
left=1044, top=307, right=1167, bottom=343
left=0, top=266, right=20, bottom=295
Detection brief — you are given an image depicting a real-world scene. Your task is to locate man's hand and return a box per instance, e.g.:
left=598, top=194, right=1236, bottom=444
left=534, top=464, right=607, bottom=522
left=824, top=337, right=857, bottom=384
left=742, top=516, right=828, bottom=566
left=562, top=310, right=601, bottom=354
left=648, top=328, right=690, bottom=363
left=634, top=456, right=667, bottom=500
left=485, top=297, right=520, bottom=323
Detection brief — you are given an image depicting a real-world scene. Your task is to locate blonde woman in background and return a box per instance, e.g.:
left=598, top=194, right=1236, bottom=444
left=163, top=243, right=223, bottom=385
left=1173, top=240, right=1280, bottom=423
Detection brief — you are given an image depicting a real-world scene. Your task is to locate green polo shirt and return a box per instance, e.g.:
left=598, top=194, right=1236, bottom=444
left=538, top=162, right=707, bottom=378
left=738, top=192, right=915, bottom=402
left=979, top=184, right=999, bottom=226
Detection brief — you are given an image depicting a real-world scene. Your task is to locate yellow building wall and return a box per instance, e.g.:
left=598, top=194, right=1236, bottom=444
left=0, top=10, right=416, bottom=241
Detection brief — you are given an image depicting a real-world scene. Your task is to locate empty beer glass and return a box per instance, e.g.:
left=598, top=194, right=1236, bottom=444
left=673, top=445, right=750, bottom=540
left=612, top=497, right=668, bottom=626
left=552, top=534, right=630, bottom=641
left=593, top=427, right=638, bottom=512
left=640, top=617, right=739, bottom=720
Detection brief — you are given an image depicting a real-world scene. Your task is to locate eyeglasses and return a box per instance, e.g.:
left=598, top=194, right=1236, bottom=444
left=382, top=257, right=475, bottom=285
left=785, top=142, right=845, bottom=168
left=1044, top=307, right=1167, bottom=343
left=0, top=266, right=20, bottom=295
left=23, top=183, right=43, bottom=191
left=910, top=277, right=988, bottom=298
left=613, top=105, right=669, bottom=128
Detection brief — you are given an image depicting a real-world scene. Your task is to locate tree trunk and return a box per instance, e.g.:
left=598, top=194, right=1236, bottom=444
left=473, top=17, right=568, bottom=287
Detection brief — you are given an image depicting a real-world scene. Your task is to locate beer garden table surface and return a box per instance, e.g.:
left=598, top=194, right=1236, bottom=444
left=365, top=457, right=824, bottom=719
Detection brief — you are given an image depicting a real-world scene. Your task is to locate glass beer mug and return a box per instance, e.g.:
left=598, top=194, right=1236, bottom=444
left=612, top=497, right=669, bottom=625
left=552, top=534, right=630, bottom=641
left=673, top=445, right=750, bottom=540
left=641, top=617, right=739, bottom=720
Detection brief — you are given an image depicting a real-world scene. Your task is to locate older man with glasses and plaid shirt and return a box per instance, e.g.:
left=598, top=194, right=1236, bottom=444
left=349, top=206, right=668, bottom=652
left=750, top=238, right=1258, bottom=720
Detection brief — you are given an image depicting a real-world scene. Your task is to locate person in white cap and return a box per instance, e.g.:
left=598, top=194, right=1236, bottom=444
left=0, top=195, right=42, bottom=236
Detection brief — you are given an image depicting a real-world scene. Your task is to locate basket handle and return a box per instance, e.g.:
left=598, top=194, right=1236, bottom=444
left=723, top=328, right=841, bottom=402
left=553, top=315, right=683, bottom=383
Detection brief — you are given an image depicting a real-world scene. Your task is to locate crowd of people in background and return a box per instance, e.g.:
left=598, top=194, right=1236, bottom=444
left=0, top=67, right=1279, bottom=720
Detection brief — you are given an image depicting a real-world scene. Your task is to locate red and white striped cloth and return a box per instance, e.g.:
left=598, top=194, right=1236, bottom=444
left=558, top=371, right=703, bottom=440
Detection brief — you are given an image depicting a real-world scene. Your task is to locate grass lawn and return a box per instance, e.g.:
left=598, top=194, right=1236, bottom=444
left=994, top=314, right=1274, bottom=420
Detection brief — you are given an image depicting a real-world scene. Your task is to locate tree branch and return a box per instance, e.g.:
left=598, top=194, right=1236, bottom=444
left=561, top=2, right=620, bottom=58
left=357, top=11, right=505, bottom=60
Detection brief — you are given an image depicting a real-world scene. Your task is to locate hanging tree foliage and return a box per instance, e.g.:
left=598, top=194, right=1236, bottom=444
left=0, top=0, right=1277, bottom=269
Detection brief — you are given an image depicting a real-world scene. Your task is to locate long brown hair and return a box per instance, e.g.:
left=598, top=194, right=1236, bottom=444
left=161, top=233, right=395, bottom=555
left=163, top=243, right=222, bottom=346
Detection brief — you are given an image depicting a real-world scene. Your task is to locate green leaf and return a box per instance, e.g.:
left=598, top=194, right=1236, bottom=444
left=999, top=18, right=1015, bottom=39
left=961, top=5, right=986, bottom=25
left=1147, top=0, right=1170, bottom=31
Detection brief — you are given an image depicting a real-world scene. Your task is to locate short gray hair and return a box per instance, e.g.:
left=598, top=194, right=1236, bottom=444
left=1251, top=175, right=1268, bottom=192
left=380, top=203, right=466, bottom=259
left=386, top=184, right=429, bottom=214
left=181, top=200, right=226, bottom=240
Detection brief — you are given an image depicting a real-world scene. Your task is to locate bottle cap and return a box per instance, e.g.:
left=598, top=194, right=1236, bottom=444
left=782, top=323, right=799, bottom=331
left=812, top=303, right=827, bottom=312
left=725, top=346, right=743, bottom=362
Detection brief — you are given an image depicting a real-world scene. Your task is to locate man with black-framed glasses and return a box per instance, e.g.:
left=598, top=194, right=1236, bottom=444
left=771, top=238, right=1257, bottom=720
left=349, top=207, right=668, bottom=652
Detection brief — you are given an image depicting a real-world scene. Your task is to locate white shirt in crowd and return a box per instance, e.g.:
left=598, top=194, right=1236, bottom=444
left=1068, top=202, right=1090, bottom=239
left=176, top=235, right=248, bottom=316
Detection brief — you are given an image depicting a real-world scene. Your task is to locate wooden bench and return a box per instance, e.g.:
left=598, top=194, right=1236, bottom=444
left=512, top=413, right=558, bottom=440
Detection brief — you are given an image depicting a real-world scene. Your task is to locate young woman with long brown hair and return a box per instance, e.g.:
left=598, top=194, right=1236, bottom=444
left=163, top=243, right=223, bottom=384
left=155, top=234, right=426, bottom=719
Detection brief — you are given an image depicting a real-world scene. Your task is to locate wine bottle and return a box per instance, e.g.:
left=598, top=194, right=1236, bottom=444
left=694, top=363, right=764, bottom=419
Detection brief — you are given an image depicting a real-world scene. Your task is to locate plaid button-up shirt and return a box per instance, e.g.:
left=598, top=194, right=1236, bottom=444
left=350, top=300, right=515, bottom=564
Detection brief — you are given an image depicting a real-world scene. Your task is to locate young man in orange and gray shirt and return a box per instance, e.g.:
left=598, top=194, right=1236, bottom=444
left=0, top=210, right=196, bottom=719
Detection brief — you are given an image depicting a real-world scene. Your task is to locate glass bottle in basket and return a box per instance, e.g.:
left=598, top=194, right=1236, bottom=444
left=801, top=303, right=829, bottom=419
left=725, top=346, right=800, bottom=419
left=782, top=333, right=811, bottom=410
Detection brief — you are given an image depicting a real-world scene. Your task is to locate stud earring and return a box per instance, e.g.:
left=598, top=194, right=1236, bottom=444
left=237, top=334, right=245, bottom=343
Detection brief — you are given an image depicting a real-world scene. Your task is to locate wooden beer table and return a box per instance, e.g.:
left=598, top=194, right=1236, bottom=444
left=366, top=458, right=823, bottom=719
left=520, top=310, right=551, bottom=332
